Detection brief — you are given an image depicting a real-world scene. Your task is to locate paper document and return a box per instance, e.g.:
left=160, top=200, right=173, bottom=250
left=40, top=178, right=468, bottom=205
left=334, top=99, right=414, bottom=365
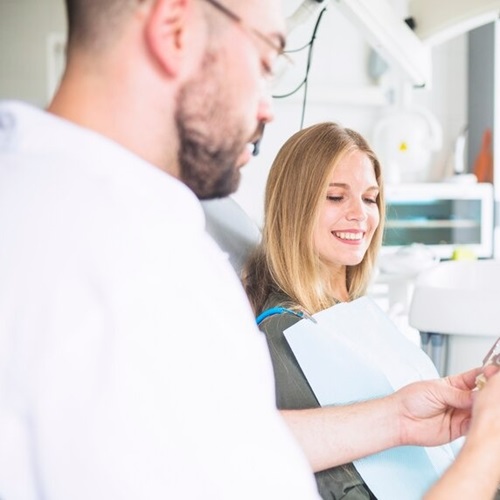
left=284, top=297, right=456, bottom=500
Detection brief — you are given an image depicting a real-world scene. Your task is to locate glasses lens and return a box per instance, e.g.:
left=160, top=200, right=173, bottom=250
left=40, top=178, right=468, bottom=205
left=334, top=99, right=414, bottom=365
left=268, top=53, right=293, bottom=92
left=276, top=52, right=293, bottom=75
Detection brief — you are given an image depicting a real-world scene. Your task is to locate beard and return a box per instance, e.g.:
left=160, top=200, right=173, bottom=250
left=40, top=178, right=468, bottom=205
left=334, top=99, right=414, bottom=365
left=174, top=51, right=248, bottom=200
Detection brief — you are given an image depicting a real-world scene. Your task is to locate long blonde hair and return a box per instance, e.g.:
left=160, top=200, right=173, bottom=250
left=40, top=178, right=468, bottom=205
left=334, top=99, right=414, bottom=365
left=243, top=122, right=385, bottom=315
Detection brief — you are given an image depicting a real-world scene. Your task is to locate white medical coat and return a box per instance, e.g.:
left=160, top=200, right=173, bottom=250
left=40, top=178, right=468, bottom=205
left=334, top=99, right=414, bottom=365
left=0, top=101, right=319, bottom=500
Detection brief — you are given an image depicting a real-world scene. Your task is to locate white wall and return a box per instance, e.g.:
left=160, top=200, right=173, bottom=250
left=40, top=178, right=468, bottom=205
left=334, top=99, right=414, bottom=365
left=0, top=0, right=66, bottom=107
left=0, top=0, right=467, bottom=226
left=234, top=1, right=387, bottom=225
left=232, top=1, right=468, bottom=225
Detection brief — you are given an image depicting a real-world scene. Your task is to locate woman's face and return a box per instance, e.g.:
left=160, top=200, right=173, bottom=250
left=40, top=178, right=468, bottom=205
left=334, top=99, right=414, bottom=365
left=313, top=150, right=380, bottom=271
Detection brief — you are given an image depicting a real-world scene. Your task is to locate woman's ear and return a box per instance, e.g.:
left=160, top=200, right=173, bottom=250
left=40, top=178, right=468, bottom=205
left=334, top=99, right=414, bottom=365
left=144, top=0, right=194, bottom=77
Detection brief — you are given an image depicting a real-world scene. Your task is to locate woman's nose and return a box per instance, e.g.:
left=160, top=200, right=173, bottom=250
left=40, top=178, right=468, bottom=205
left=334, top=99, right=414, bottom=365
left=346, top=199, right=367, bottom=221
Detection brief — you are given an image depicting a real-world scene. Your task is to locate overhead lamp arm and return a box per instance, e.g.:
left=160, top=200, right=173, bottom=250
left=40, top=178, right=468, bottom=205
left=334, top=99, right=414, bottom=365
left=409, top=0, right=500, bottom=45
left=331, top=0, right=431, bottom=88
left=284, top=0, right=500, bottom=89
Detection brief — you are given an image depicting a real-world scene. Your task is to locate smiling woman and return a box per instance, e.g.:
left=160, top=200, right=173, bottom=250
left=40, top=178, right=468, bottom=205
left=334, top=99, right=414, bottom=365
left=243, top=121, right=385, bottom=317
left=313, top=148, right=380, bottom=293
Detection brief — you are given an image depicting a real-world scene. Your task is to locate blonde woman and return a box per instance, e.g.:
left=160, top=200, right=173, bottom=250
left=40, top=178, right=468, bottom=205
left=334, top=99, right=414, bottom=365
left=243, top=122, right=500, bottom=500
left=245, top=123, right=384, bottom=317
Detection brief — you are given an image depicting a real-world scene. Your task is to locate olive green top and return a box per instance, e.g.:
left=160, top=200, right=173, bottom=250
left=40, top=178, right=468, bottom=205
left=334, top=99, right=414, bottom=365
left=258, top=292, right=376, bottom=500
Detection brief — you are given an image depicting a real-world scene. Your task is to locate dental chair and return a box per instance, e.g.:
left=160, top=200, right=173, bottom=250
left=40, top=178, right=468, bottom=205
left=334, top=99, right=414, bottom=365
left=201, top=197, right=261, bottom=276
left=409, top=259, right=500, bottom=376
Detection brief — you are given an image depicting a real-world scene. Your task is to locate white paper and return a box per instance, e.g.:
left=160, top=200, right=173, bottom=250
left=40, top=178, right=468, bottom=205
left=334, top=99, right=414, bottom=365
left=284, top=297, right=456, bottom=500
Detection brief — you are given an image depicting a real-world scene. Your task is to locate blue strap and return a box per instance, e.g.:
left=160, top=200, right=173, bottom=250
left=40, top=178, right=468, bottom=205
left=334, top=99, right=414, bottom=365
left=256, top=307, right=308, bottom=326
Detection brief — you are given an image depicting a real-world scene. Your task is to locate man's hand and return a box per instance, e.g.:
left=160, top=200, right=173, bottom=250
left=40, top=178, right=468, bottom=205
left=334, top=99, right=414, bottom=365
left=394, top=368, right=481, bottom=447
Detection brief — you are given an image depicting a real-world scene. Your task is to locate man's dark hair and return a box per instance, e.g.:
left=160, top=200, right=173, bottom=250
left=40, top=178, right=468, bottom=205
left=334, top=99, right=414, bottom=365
left=64, top=0, right=138, bottom=50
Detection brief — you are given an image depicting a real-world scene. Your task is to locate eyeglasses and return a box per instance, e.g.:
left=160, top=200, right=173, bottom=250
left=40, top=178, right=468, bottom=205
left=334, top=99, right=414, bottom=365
left=202, top=0, right=293, bottom=82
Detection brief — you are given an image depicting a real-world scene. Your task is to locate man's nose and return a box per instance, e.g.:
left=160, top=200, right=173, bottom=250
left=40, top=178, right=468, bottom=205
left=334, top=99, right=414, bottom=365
left=257, top=92, right=274, bottom=125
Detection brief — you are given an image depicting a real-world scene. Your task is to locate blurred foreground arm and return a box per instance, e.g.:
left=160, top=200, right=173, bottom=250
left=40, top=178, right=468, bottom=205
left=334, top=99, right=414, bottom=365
left=425, top=367, right=500, bottom=500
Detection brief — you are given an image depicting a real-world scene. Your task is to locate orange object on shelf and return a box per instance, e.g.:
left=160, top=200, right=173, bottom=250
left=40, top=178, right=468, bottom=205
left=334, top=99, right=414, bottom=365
left=473, top=128, right=493, bottom=183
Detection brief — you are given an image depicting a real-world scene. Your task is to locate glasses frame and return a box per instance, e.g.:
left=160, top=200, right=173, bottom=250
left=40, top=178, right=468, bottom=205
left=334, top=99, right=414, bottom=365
left=202, top=0, right=292, bottom=70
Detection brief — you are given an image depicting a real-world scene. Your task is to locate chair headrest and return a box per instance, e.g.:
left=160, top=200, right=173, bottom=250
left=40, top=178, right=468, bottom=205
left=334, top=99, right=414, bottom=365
left=201, top=197, right=261, bottom=276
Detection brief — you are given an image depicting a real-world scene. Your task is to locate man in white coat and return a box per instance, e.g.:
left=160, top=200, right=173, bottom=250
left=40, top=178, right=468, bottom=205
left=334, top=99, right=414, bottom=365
left=0, top=0, right=319, bottom=498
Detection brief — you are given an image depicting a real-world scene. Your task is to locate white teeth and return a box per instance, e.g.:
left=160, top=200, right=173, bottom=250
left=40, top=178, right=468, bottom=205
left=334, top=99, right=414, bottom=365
left=334, top=232, right=363, bottom=241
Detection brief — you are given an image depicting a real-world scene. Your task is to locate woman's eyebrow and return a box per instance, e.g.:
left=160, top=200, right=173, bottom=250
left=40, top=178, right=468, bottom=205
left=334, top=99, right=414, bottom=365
left=328, top=183, right=379, bottom=191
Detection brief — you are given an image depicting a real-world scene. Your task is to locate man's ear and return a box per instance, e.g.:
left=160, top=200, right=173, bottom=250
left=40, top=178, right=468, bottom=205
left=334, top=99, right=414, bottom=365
left=144, top=0, right=193, bottom=76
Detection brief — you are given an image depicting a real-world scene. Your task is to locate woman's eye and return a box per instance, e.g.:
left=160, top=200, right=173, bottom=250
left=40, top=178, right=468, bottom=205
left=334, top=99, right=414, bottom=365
left=364, top=198, right=378, bottom=204
left=327, top=196, right=343, bottom=202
